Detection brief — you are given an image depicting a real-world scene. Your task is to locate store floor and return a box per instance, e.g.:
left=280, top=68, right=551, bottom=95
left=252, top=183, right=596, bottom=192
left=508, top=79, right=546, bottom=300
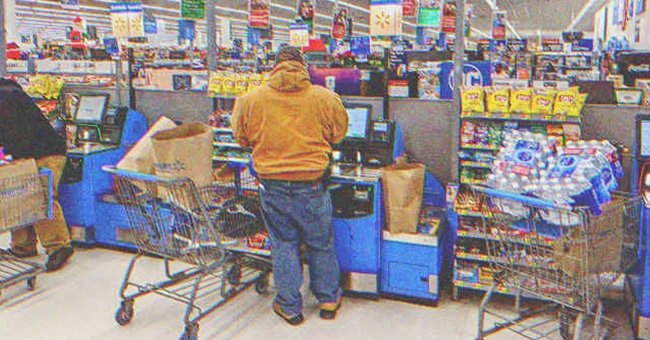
left=0, top=238, right=634, bottom=340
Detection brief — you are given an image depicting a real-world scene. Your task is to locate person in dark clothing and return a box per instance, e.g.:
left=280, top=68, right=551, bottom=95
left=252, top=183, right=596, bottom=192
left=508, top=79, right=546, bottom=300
left=0, top=78, right=73, bottom=272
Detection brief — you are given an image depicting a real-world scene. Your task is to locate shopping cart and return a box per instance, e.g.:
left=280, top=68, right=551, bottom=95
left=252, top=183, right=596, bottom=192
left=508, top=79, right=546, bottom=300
left=470, top=186, right=642, bottom=339
left=103, top=166, right=271, bottom=340
left=0, top=168, right=53, bottom=299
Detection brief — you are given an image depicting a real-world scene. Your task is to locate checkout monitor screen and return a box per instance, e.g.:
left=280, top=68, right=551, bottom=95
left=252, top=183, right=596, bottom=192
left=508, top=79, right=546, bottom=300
left=75, top=94, right=109, bottom=123
left=344, top=105, right=371, bottom=142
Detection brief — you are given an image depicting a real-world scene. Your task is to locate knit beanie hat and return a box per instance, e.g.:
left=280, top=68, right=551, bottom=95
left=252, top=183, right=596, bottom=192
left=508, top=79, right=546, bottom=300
left=275, top=44, right=305, bottom=65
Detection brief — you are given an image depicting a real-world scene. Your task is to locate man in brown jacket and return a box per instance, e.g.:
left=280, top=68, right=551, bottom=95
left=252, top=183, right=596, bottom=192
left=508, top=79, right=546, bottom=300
left=232, top=45, right=348, bottom=325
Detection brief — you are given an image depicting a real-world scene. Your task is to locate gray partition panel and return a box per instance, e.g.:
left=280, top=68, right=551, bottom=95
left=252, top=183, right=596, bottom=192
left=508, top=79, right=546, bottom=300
left=135, top=89, right=214, bottom=124
left=389, top=99, right=456, bottom=185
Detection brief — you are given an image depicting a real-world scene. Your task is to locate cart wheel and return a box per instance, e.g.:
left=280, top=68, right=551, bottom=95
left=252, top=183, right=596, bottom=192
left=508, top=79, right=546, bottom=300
left=255, top=275, right=269, bottom=295
left=180, top=323, right=199, bottom=340
left=115, top=300, right=135, bottom=326
left=227, top=265, right=242, bottom=286
left=26, top=276, right=36, bottom=291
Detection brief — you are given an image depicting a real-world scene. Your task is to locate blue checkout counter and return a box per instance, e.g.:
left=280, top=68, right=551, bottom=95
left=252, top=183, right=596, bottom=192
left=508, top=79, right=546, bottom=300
left=328, top=124, right=448, bottom=304
left=59, top=108, right=148, bottom=248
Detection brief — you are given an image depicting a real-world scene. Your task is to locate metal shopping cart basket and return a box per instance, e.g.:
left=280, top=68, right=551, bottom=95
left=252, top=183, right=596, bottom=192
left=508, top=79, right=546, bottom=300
left=103, top=166, right=272, bottom=340
left=0, top=168, right=53, bottom=299
left=470, top=186, right=642, bottom=340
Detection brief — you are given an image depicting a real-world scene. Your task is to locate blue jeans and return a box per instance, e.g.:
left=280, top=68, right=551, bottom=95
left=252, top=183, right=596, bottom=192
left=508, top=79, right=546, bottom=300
left=259, top=179, right=340, bottom=315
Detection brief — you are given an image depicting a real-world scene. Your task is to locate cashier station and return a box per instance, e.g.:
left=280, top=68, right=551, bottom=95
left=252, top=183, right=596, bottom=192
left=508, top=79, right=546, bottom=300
left=330, top=103, right=446, bottom=304
left=59, top=94, right=148, bottom=247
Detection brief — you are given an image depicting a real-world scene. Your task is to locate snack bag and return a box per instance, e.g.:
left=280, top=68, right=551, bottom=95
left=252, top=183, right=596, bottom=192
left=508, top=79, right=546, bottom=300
left=553, top=87, right=580, bottom=116
left=510, top=88, right=533, bottom=114
left=571, top=93, right=588, bottom=117
left=222, top=73, right=237, bottom=96
left=461, top=87, right=485, bottom=113
left=208, top=72, right=224, bottom=96
left=248, top=74, right=263, bottom=92
left=234, top=74, right=250, bottom=96
left=532, top=89, right=556, bottom=115
left=486, top=88, right=510, bottom=113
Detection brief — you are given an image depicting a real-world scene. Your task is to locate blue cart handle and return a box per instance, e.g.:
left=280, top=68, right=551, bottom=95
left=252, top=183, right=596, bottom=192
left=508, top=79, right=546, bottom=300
left=102, top=166, right=183, bottom=183
left=471, top=185, right=567, bottom=211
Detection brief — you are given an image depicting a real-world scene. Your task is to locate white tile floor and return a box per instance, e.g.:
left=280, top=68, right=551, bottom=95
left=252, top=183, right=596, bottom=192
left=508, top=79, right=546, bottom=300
left=0, top=237, right=634, bottom=340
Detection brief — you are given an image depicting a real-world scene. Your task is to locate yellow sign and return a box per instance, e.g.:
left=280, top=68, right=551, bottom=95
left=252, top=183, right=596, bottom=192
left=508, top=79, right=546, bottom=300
left=370, top=4, right=403, bottom=36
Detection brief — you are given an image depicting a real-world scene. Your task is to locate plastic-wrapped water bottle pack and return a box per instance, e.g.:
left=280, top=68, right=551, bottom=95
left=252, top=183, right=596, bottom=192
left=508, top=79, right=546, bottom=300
left=485, top=131, right=623, bottom=225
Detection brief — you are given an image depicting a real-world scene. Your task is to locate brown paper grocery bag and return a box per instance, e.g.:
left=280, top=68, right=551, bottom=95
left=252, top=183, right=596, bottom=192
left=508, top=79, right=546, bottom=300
left=151, top=122, right=213, bottom=191
left=0, top=159, right=44, bottom=231
left=117, top=116, right=177, bottom=174
left=381, top=163, right=426, bottom=234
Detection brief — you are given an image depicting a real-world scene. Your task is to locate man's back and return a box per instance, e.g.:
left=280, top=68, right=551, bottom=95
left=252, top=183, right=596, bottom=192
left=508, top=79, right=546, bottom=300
left=232, top=61, right=348, bottom=181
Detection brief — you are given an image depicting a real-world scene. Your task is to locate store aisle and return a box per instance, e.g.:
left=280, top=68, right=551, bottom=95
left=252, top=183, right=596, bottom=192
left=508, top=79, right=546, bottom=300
left=0, top=243, right=527, bottom=340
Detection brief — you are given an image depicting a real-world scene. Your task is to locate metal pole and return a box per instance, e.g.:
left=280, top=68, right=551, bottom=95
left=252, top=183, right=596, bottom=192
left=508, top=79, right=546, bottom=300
left=0, top=0, right=7, bottom=77
left=206, top=0, right=217, bottom=71
left=451, top=0, right=466, bottom=181
left=206, top=0, right=218, bottom=111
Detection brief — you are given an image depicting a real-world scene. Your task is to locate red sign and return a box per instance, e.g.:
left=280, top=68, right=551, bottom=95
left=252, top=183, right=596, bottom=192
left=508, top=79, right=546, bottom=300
left=441, top=0, right=456, bottom=34
left=331, top=8, right=349, bottom=40
left=248, top=0, right=270, bottom=28
left=403, top=0, right=418, bottom=17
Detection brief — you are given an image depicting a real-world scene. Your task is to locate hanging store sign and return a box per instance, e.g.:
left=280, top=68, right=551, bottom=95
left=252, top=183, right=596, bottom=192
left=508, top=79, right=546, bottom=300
left=296, top=0, right=315, bottom=34
left=181, top=0, right=205, bottom=20
left=331, top=7, right=349, bottom=40
left=492, top=11, right=506, bottom=40
left=110, top=2, right=144, bottom=38
left=403, top=0, right=418, bottom=17
left=506, top=39, right=527, bottom=52
left=289, top=23, right=310, bottom=47
left=249, top=0, right=271, bottom=28
left=441, top=0, right=456, bottom=34
left=143, top=10, right=157, bottom=35
left=571, top=39, right=594, bottom=52
left=417, top=0, right=441, bottom=28
left=61, top=0, right=79, bottom=10
left=370, top=0, right=403, bottom=37
left=350, top=36, right=372, bottom=57
left=178, top=19, right=196, bottom=41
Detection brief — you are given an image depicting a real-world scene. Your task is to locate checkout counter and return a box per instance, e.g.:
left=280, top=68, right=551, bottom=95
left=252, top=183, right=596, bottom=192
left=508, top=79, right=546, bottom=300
left=328, top=104, right=398, bottom=296
left=59, top=93, right=148, bottom=247
left=329, top=103, right=446, bottom=304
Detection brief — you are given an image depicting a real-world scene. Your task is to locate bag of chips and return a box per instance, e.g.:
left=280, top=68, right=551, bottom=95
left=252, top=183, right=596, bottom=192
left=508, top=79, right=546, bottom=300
left=248, top=74, right=263, bottom=92
left=208, top=72, right=224, bottom=96
left=234, top=74, right=250, bottom=96
left=571, top=93, right=588, bottom=117
left=461, top=87, right=485, bottom=113
left=510, top=88, right=533, bottom=114
left=553, top=87, right=580, bottom=116
left=486, top=88, right=510, bottom=113
left=532, top=89, right=556, bottom=115
left=222, top=72, right=237, bottom=96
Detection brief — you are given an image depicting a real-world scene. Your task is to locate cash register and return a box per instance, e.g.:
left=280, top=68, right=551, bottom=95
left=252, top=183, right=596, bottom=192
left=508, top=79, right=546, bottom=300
left=329, top=103, right=402, bottom=296
left=59, top=93, right=148, bottom=246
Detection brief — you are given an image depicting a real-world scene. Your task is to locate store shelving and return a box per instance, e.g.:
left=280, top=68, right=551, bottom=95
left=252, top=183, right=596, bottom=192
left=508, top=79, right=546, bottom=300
left=453, top=101, right=584, bottom=300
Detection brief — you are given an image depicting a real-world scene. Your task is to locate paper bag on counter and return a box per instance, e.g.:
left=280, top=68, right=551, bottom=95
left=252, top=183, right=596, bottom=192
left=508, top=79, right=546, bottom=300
left=381, top=163, right=426, bottom=234
left=0, top=159, right=45, bottom=231
left=117, top=116, right=177, bottom=174
left=151, top=122, right=213, bottom=190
